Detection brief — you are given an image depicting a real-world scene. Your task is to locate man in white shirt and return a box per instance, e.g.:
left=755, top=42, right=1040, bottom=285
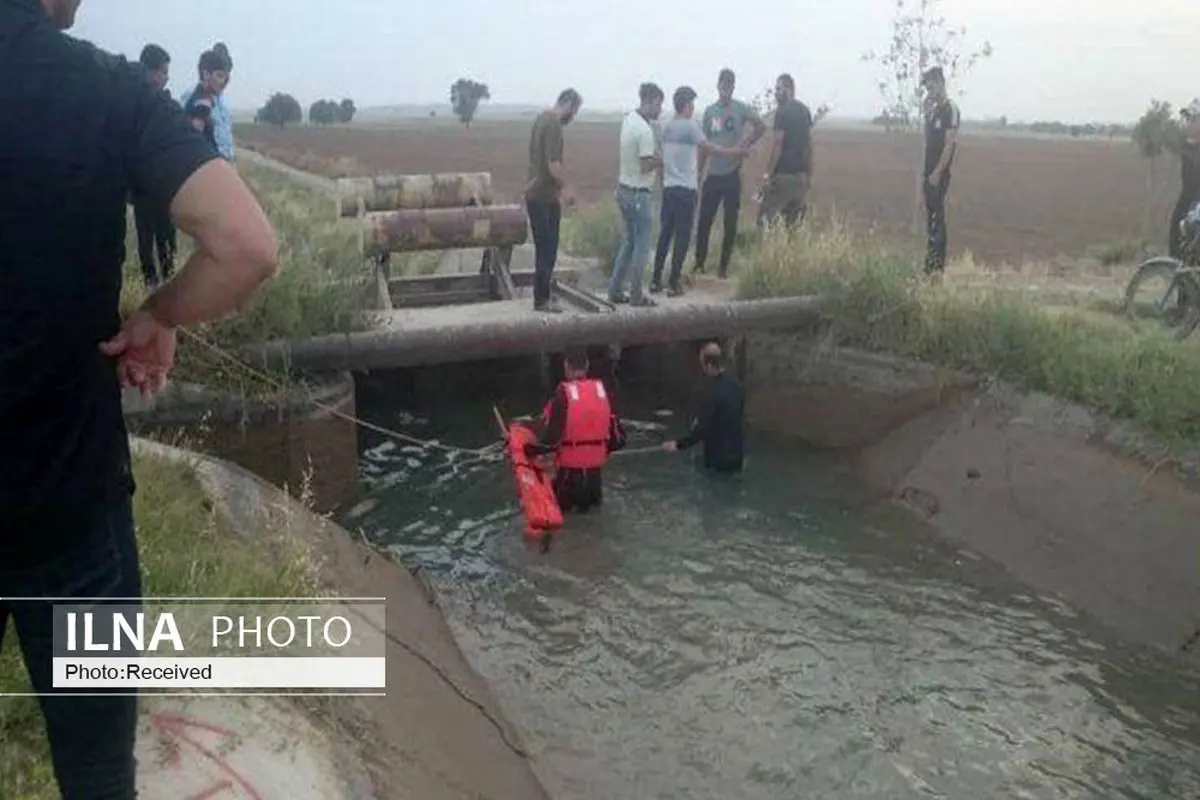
left=608, top=82, right=664, bottom=307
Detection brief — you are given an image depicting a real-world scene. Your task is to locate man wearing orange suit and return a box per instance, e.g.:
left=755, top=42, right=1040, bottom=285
left=526, top=349, right=626, bottom=513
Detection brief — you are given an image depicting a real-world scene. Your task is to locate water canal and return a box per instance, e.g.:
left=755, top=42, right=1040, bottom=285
left=344, top=380, right=1200, bottom=800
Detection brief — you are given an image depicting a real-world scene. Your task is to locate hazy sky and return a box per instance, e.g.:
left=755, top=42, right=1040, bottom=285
left=71, top=0, right=1200, bottom=123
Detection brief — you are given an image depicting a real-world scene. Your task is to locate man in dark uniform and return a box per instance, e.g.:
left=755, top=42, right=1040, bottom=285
left=662, top=342, right=744, bottom=473
left=921, top=66, right=960, bottom=278
left=1170, top=101, right=1200, bottom=263
left=527, top=349, right=626, bottom=514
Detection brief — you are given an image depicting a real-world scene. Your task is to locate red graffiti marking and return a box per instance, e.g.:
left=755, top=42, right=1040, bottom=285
left=149, top=712, right=265, bottom=800
left=185, top=780, right=233, bottom=800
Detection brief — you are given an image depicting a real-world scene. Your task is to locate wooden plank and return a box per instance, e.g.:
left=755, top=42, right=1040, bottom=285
left=388, top=273, right=489, bottom=295
left=389, top=289, right=493, bottom=309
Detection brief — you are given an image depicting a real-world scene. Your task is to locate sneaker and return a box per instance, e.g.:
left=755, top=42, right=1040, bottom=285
left=534, top=299, right=563, bottom=313
left=667, top=283, right=685, bottom=297
left=608, top=292, right=630, bottom=304
left=649, top=281, right=663, bottom=294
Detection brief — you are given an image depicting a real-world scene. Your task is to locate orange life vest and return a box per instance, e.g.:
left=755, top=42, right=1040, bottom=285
left=543, top=379, right=611, bottom=469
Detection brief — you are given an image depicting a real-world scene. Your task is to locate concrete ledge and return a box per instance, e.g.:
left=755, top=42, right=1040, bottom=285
left=132, top=438, right=553, bottom=799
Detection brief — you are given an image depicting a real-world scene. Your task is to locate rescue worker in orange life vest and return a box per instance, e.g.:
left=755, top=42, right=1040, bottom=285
left=525, top=349, right=627, bottom=513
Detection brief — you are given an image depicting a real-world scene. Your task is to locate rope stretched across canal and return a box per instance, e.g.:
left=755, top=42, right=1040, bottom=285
left=176, top=328, right=666, bottom=459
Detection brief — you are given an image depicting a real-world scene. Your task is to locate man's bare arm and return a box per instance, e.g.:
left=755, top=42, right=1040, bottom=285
left=739, top=108, right=768, bottom=149
left=932, top=129, right=957, bottom=177
left=764, top=128, right=784, bottom=176
left=142, top=159, right=279, bottom=328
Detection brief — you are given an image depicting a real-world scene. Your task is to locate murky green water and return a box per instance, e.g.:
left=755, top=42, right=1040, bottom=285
left=346, top=393, right=1200, bottom=799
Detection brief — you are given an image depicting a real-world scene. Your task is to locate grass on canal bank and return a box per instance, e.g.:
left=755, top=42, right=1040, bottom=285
left=120, top=159, right=372, bottom=393
left=561, top=201, right=1200, bottom=443
left=731, top=213, right=1200, bottom=444
left=0, top=450, right=322, bottom=800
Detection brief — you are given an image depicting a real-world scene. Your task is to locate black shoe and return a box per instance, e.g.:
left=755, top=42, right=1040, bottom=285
left=649, top=281, right=663, bottom=294
left=717, top=268, right=729, bottom=280
left=630, top=295, right=657, bottom=308
left=534, top=299, right=563, bottom=313
left=667, top=283, right=685, bottom=297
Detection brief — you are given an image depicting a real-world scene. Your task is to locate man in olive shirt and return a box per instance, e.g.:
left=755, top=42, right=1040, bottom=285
left=524, top=88, right=583, bottom=313
left=757, top=73, right=813, bottom=230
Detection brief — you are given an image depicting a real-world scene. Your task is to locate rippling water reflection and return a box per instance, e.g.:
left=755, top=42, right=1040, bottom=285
left=347, top=398, right=1200, bottom=799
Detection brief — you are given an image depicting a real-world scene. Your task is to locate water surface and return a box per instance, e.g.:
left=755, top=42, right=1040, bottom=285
left=346, top=395, right=1200, bottom=799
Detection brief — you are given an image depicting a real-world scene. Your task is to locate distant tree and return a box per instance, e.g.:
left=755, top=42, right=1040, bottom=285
left=256, top=92, right=302, bottom=127
left=337, top=98, right=356, bottom=124
left=1131, top=100, right=1186, bottom=223
left=450, top=78, right=490, bottom=129
left=1132, top=100, right=1184, bottom=173
left=308, top=99, right=337, bottom=125
left=861, top=0, right=992, bottom=131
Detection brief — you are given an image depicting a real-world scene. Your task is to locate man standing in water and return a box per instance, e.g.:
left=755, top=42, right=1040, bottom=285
left=526, top=349, right=627, bottom=514
left=692, top=68, right=766, bottom=279
left=524, top=88, right=583, bottom=314
left=662, top=342, right=744, bottom=473
left=921, top=66, right=960, bottom=277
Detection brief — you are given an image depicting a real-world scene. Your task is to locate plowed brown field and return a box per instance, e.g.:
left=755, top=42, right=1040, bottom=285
left=236, top=120, right=1179, bottom=265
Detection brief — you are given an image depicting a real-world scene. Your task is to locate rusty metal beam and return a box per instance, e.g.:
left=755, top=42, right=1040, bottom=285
left=361, top=205, right=529, bottom=257
left=389, top=273, right=490, bottom=296
left=481, top=246, right=516, bottom=300
left=337, top=173, right=494, bottom=217
left=391, top=289, right=493, bottom=309
left=552, top=279, right=612, bottom=313
left=249, top=296, right=824, bottom=372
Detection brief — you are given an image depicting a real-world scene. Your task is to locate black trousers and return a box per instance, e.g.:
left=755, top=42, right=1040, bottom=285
left=923, top=172, right=951, bottom=274
left=132, top=193, right=176, bottom=287
left=1169, top=194, right=1197, bottom=262
left=694, top=171, right=741, bottom=276
left=652, top=186, right=697, bottom=288
left=553, top=467, right=602, bottom=513
left=526, top=198, right=562, bottom=305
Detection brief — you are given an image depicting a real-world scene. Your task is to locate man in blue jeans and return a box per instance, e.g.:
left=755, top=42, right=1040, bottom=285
left=0, top=1, right=279, bottom=796
left=609, top=82, right=663, bottom=307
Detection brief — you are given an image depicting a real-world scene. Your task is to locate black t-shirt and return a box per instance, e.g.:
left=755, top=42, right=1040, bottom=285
left=185, top=86, right=218, bottom=151
left=924, top=98, right=960, bottom=176
left=676, top=371, right=744, bottom=472
left=772, top=99, right=813, bottom=175
left=1180, top=142, right=1200, bottom=204
left=0, top=0, right=219, bottom=566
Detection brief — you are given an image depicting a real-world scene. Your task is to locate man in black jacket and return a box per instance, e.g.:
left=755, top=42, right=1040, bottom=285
left=662, top=342, right=744, bottom=473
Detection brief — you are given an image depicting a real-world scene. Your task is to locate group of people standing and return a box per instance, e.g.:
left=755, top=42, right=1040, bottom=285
left=131, top=39, right=237, bottom=288
left=523, top=66, right=962, bottom=312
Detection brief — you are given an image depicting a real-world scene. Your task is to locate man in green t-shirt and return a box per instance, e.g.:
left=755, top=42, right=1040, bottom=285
left=693, top=68, right=766, bottom=278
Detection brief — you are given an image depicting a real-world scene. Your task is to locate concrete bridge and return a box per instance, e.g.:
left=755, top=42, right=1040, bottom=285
left=240, top=149, right=824, bottom=372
